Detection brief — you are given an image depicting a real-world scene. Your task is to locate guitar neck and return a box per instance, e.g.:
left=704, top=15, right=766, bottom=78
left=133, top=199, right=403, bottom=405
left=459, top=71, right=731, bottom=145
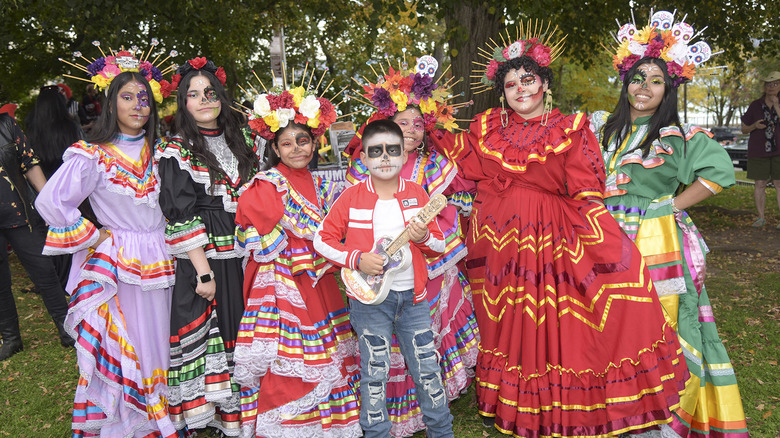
left=384, top=194, right=446, bottom=256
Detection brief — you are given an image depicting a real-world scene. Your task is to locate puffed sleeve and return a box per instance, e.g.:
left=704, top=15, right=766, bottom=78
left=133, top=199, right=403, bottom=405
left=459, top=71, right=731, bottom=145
left=234, top=178, right=286, bottom=261
left=157, top=154, right=209, bottom=257
left=430, top=123, right=486, bottom=183
left=674, top=129, right=736, bottom=192
left=35, top=150, right=100, bottom=254
left=564, top=118, right=606, bottom=202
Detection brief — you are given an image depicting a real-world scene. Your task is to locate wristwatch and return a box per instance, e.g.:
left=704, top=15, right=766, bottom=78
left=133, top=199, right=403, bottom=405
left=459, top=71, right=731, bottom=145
left=196, top=270, right=215, bottom=284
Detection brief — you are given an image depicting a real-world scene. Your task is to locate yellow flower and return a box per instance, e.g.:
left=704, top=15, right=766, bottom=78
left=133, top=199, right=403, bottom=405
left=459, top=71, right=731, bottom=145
left=431, top=88, right=448, bottom=102
left=635, top=26, right=657, bottom=44
left=263, top=112, right=280, bottom=132
left=615, top=40, right=631, bottom=59
left=289, top=87, right=305, bottom=106
left=149, top=80, right=163, bottom=103
left=419, top=97, right=437, bottom=115
left=92, top=76, right=110, bottom=90
left=391, top=89, right=408, bottom=111
left=307, top=111, right=322, bottom=129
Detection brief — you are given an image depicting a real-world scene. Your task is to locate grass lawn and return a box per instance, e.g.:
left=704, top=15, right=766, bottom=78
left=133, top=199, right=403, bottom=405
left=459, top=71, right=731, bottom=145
left=1, top=174, right=778, bottom=437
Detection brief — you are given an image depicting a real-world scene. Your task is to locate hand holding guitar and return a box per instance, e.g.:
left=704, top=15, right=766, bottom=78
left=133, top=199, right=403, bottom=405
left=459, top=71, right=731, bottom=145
left=358, top=252, right=386, bottom=276
left=407, top=217, right=428, bottom=243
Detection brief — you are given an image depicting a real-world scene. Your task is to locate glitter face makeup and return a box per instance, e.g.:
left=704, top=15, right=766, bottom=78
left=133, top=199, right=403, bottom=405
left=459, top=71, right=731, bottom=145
left=274, top=125, right=314, bottom=169
left=503, top=67, right=547, bottom=119
left=392, top=108, right=425, bottom=152
left=627, top=63, right=665, bottom=120
left=116, top=81, right=150, bottom=136
left=185, top=75, right=222, bottom=129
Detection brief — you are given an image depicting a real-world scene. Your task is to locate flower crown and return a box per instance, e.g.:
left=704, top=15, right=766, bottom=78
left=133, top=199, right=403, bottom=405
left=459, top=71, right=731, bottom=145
left=60, top=39, right=177, bottom=103
left=165, top=57, right=227, bottom=97
left=612, top=10, right=714, bottom=88
left=245, top=66, right=338, bottom=140
left=353, top=53, right=468, bottom=133
left=473, top=21, right=566, bottom=93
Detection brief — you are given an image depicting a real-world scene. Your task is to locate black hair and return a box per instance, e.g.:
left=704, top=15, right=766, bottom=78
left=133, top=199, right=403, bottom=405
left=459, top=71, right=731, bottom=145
left=172, top=70, right=259, bottom=186
left=263, top=122, right=313, bottom=170
left=362, top=119, right=404, bottom=148
left=87, top=71, right=158, bottom=147
left=390, top=105, right=430, bottom=155
left=24, top=86, right=83, bottom=178
left=601, top=57, right=683, bottom=157
left=493, top=56, right=553, bottom=95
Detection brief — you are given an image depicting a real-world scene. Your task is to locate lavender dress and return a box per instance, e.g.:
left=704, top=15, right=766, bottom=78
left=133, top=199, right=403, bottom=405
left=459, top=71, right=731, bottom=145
left=35, top=132, right=180, bottom=438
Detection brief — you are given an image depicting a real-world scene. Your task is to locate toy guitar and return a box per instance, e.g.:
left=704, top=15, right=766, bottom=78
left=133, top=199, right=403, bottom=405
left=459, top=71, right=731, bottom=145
left=342, top=193, right=447, bottom=305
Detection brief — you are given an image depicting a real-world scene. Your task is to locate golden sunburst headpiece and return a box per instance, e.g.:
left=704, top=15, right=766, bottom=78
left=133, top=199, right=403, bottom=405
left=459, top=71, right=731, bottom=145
left=59, top=39, right=178, bottom=103
left=472, top=20, right=566, bottom=94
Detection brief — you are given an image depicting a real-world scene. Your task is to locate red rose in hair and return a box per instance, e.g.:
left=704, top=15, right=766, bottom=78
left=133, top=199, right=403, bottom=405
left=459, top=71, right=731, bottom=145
left=215, top=66, right=227, bottom=85
left=276, top=91, right=295, bottom=109
left=189, top=57, right=207, bottom=69
left=159, top=79, right=175, bottom=98
left=317, top=98, right=337, bottom=125
left=294, top=112, right=308, bottom=125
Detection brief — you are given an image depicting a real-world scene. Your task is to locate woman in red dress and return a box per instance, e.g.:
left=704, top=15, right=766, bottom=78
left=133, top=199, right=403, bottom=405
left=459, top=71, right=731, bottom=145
left=437, top=26, right=689, bottom=437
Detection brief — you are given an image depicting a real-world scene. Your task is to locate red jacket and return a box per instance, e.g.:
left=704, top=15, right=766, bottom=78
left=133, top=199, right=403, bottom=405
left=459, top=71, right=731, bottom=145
left=314, top=177, right=445, bottom=303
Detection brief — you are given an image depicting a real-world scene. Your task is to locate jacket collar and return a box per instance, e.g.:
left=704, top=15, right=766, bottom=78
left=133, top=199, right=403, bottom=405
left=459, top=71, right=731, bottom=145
left=364, top=175, right=405, bottom=194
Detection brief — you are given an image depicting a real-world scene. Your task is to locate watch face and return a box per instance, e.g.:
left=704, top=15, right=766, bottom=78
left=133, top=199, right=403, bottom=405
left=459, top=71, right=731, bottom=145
left=199, top=273, right=212, bottom=283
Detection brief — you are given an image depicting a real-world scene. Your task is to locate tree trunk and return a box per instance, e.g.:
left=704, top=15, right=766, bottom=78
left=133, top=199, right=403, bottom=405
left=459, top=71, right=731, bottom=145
left=444, top=2, right=503, bottom=121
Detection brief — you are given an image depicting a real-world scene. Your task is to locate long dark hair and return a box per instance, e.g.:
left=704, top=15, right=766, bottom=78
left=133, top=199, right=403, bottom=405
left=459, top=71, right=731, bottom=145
left=601, top=57, right=682, bottom=157
left=24, top=86, right=83, bottom=178
left=390, top=105, right=431, bottom=155
left=87, top=71, right=158, bottom=147
left=263, top=122, right=313, bottom=171
left=173, top=71, right=258, bottom=185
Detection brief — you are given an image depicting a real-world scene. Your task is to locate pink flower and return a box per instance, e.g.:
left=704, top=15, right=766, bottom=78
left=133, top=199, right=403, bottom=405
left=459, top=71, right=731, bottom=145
left=486, top=60, right=500, bottom=80
left=529, top=44, right=552, bottom=67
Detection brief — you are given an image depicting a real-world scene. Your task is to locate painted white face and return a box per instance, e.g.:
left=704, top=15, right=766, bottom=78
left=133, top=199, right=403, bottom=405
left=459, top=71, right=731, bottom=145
left=116, top=81, right=150, bottom=136
left=502, top=67, right=548, bottom=119
left=185, top=74, right=221, bottom=130
left=360, top=132, right=407, bottom=181
left=392, top=108, right=425, bottom=153
left=274, top=125, right=314, bottom=169
left=627, top=63, right=666, bottom=119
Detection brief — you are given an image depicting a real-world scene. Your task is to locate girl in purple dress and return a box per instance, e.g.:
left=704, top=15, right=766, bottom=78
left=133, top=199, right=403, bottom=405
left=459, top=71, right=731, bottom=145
left=36, top=67, right=180, bottom=437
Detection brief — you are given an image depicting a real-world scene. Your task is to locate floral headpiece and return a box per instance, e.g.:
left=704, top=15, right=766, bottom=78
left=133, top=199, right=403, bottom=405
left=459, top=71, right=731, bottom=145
left=165, top=57, right=227, bottom=97
left=473, top=20, right=566, bottom=93
left=60, top=39, right=177, bottom=103
left=245, top=66, right=338, bottom=140
left=353, top=52, right=467, bottom=132
left=611, top=10, right=714, bottom=88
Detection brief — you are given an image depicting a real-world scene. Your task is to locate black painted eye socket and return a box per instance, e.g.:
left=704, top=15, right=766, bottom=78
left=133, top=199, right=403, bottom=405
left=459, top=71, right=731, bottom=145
left=366, top=143, right=402, bottom=158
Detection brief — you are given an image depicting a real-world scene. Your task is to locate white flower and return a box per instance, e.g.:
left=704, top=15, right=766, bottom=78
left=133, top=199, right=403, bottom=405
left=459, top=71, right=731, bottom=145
left=276, top=108, right=296, bottom=128
left=507, top=41, right=525, bottom=59
left=253, top=95, right=271, bottom=117
left=298, top=95, right=321, bottom=120
left=628, top=40, right=646, bottom=56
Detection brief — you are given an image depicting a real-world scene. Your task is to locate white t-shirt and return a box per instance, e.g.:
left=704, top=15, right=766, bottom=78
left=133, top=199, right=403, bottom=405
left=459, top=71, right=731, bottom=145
left=372, top=198, right=414, bottom=291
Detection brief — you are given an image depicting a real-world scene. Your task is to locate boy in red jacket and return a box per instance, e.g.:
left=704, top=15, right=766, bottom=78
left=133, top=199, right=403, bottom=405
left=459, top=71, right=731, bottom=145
left=315, top=119, right=454, bottom=437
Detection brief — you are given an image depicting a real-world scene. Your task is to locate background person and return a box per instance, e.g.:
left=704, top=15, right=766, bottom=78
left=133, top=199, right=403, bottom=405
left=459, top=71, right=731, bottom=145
left=741, top=70, right=780, bottom=228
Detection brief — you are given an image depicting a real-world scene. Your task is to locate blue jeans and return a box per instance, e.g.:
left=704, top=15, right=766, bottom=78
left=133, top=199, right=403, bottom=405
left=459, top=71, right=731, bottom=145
left=349, top=289, right=454, bottom=438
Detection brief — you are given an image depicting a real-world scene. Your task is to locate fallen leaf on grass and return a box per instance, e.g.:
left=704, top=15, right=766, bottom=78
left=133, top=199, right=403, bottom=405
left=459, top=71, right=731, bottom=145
left=757, top=378, right=765, bottom=385
left=756, top=403, right=764, bottom=411
left=769, top=360, right=777, bottom=366
left=762, top=410, right=772, bottom=419
left=42, top=424, right=51, bottom=429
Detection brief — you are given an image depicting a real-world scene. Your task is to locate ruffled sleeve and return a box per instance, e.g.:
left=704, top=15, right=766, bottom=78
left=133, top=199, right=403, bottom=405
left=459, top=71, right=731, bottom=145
left=157, top=145, right=209, bottom=257
left=667, top=126, right=736, bottom=191
left=564, top=117, right=606, bottom=202
left=234, top=178, right=286, bottom=261
left=35, top=147, right=100, bottom=254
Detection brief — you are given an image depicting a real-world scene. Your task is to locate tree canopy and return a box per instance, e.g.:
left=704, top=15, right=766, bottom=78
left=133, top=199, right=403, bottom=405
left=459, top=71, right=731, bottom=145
left=1, top=0, right=776, bottom=124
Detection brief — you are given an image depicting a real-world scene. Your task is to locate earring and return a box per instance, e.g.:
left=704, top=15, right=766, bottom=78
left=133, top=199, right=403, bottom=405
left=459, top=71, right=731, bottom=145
left=541, top=90, right=553, bottom=126
left=500, top=96, right=509, bottom=128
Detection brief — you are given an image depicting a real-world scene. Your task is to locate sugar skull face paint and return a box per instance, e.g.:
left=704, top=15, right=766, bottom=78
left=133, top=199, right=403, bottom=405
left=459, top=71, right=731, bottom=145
left=185, top=74, right=222, bottom=130
left=503, top=67, right=548, bottom=119
left=274, top=124, right=314, bottom=169
left=135, top=90, right=150, bottom=110
left=392, top=107, right=425, bottom=153
left=360, top=132, right=407, bottom=181
left=627, top=63, right=665, bottom=120
left=116, top=81, right=150, bottom=136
